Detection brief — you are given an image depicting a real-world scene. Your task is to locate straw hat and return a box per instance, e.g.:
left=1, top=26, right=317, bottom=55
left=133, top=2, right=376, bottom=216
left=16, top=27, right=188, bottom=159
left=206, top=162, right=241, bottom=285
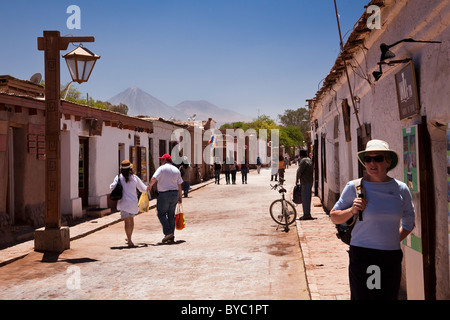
left=120, top=160, right=132, bottom=169
left=357, top=139, right=399, bottom=171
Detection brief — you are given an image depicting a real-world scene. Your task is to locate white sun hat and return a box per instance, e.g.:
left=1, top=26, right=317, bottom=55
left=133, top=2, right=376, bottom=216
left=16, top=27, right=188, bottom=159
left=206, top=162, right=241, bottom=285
left=357, top=139, right=399, bottom=171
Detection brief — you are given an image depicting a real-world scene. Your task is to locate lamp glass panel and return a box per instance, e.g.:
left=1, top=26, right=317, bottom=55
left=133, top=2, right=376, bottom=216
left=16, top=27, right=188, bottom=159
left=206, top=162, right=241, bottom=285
left=76, top=60, right=86, bottom=81
left=66, top=59, right=78, bottom=81
left=83, top=60, right=95, bottom=81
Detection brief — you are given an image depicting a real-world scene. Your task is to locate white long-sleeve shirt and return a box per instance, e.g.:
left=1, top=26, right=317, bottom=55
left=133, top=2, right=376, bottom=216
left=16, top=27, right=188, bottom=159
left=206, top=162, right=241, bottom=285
left=110, top=174, right=147, bottom=214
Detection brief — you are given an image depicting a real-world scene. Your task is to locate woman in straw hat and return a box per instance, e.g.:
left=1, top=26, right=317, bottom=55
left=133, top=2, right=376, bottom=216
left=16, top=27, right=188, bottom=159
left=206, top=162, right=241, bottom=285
left=330, top=139, right=415, bottom=300
left=110, top=160, right=149, bottom=247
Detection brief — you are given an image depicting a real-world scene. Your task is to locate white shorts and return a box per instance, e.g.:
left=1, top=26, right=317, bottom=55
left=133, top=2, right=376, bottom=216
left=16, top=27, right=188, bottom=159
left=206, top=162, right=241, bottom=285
left=121, top=211, right=136, bottom=219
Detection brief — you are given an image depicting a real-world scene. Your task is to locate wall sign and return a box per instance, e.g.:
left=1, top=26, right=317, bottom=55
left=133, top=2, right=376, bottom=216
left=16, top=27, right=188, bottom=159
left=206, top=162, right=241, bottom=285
left=403, top=125, right=419, bottom=192
left=395, top=60, right=420, bottom=120
left=402, top=124, right=422, bottom=255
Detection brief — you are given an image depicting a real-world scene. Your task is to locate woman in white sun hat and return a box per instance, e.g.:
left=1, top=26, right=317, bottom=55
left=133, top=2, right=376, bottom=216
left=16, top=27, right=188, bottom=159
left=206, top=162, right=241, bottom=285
left=330, top=139, right=415, bottom=300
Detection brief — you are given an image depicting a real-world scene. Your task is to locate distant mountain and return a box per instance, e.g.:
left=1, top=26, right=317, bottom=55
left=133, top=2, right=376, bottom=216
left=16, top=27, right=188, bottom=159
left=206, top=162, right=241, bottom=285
left=107, top=87, right=183, bottom=119
left=107, top=87, right=253, bottom=124
left=174, top=100, right=253, bottom=125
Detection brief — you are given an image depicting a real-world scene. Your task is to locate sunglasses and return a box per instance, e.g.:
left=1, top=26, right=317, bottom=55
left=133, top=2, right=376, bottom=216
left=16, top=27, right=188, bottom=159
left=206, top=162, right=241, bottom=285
left=364, top=155, right=385, bottom=163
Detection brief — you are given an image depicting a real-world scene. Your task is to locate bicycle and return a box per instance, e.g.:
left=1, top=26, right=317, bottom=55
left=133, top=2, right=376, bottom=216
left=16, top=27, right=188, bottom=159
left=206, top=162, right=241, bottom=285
left=269, top=178, right=297, bottom=232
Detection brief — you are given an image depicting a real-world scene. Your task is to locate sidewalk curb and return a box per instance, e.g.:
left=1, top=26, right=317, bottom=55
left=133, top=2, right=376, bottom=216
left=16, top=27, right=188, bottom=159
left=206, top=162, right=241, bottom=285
left=294, top=198, right=351, bottom=300
left=296, top=219, right=320, bottom=300
left=292, top=222, right=313, bottom=300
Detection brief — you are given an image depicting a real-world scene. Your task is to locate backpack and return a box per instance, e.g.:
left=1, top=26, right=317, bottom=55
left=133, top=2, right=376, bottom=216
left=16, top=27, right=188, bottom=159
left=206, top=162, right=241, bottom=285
left=335, top=178, right=365, bottom=245
left=292, top=184, right=302, bottom=204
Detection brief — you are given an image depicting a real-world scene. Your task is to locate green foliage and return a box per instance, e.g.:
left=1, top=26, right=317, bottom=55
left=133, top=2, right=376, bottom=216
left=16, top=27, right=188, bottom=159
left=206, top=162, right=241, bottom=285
left=60, top=82, right=128, bottom=115
left=220, top=114, right=304, bottom=155
left=220, top=115, right=277, bottom=132
left=279, top=126, right=304, bottom=151
left=278, top=107, right=310, bottom=136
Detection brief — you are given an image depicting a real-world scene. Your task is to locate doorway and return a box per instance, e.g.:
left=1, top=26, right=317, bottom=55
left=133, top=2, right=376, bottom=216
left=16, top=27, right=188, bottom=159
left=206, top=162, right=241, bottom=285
left=78, top=138, right=89, bottom=207
left=118, top=143, right=125, bottom=168
left=7, top=127, right=14, bottom=225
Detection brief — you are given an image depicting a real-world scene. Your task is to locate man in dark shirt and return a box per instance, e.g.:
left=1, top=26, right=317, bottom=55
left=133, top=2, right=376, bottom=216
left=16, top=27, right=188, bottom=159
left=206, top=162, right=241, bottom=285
left=214, top=161, right=222, bottom=184
left=296, top=150, right=314, bottom=220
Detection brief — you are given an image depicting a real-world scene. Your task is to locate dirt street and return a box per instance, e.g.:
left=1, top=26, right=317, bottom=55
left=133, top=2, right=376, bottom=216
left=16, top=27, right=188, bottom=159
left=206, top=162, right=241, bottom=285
left=0, top=167, right=310, bottom=300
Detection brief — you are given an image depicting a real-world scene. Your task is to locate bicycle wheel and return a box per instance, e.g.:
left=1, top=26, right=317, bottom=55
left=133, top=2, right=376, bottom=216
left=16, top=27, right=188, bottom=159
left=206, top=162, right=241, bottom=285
left=269, top=199, right=297, bottom=225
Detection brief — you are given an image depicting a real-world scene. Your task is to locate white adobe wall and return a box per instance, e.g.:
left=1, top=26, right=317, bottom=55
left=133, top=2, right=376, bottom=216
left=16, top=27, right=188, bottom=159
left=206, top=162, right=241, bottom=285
left=149, top=120, right=182, bottom=170
left=60, top=117, right=151, bottom=213
left=61, top=127, right=82, bottom=218
left=311, top=0, right=450, bottom=299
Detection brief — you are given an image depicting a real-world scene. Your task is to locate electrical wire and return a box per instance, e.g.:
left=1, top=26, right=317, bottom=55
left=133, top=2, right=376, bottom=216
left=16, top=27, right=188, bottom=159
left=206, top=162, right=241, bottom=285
left=333, top=0, right=364, bottom=133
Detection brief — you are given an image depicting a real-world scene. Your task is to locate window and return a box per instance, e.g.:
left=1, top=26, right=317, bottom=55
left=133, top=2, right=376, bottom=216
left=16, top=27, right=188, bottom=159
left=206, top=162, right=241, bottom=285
left=159, top=139, right=167, bottom=157
left=342, top=99, right=351, bottom=142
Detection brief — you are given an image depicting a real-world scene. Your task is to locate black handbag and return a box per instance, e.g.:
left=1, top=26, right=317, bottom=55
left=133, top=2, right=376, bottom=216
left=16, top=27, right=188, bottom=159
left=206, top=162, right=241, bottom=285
left=110, top=174, right=123, bottom=201
left=336, top=216, right=356, bottom=245
left=292, top=184, right=302, bottom=204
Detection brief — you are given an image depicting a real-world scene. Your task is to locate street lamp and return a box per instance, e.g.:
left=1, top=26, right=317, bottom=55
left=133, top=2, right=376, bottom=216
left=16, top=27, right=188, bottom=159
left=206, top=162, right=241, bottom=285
left=34, top=31, right=98, bottom=253
left=63, top=45, right=100, bottom=84
left=373, top=38, right=441, bottom=81
left=379, top=38, right=441, bottom=62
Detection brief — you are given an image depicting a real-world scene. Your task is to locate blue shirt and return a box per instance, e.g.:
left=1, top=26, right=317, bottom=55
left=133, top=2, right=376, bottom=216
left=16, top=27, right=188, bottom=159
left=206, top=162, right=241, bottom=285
left=333, top=179, right=415, bottom=250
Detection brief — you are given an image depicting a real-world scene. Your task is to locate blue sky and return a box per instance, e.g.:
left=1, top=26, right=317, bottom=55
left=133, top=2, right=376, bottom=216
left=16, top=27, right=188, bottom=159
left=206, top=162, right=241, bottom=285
left=1, top=0, right=369, bottom=120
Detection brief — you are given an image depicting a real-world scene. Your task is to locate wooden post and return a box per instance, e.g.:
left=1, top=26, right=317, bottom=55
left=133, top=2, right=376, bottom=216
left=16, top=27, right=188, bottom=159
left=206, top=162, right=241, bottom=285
left=43, top=31, right=62, bottom=229
left=34, top=31, right=95, bottom=252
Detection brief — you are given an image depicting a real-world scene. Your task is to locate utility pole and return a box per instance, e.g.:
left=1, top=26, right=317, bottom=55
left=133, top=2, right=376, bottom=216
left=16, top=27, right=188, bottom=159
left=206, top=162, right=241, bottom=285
left=333, top=0, right=366, bottom=138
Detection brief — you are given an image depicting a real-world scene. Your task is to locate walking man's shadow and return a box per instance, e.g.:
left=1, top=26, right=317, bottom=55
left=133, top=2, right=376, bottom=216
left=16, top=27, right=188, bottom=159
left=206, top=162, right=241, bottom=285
left=152, top=240, right=186, bottom=246
left=110, top=240, right=185, bottom=249
left=110, top=243, right=149, bottom=250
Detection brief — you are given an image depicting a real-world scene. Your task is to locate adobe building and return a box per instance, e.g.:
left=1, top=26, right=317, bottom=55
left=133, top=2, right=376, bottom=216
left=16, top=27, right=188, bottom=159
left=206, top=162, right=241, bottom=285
left=0, top=75, right=214, bottom=248
left=308, top=0, right=449, bottom=299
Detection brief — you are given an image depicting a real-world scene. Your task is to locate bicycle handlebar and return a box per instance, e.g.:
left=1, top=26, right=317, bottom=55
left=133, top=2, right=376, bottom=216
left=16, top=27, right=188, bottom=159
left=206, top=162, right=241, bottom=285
left=270, top=181, right=287, bottom=193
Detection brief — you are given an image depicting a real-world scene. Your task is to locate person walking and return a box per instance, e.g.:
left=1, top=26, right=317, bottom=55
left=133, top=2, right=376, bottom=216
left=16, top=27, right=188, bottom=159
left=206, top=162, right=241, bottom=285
left=110, top=160, right=148, bottom=247
left=270, top=164, right=278, bottom=181
left=180, top=160, right=192, bottom=198
left=296, top=150, right=314, bottom=220
left=330, top=139, right=415, bottom=300
left=256, top=156, right=262, bottom=174
left=230, top=160, right=237, bottom=184
left=214, top=160, right=222, bottom=184
left=241, top=160, right=248, bottom=184
left=278, top=154, right=285, bottom=184
left=148, top=154, right=183, bottom=244
left=224, top=160, right=231, bottom=184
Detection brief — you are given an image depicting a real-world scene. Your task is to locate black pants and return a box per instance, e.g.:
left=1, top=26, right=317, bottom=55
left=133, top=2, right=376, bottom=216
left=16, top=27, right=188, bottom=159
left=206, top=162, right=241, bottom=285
left=349, top=245, right=403, bottom=300
left=231, top=170, right=236, bottom=183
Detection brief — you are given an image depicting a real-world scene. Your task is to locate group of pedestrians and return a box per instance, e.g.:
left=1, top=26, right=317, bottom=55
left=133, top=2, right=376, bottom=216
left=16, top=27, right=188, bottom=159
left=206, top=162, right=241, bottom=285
left=214, top=160, right=249, bottom=185
left=109, top=138, right=415, bottom=301
left=109, top=154, right=183, bottom=248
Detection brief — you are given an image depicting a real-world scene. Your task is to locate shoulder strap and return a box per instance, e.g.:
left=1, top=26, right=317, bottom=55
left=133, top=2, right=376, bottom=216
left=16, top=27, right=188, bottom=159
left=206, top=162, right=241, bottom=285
left=346, top=178, right=364, bottom=227
left=352, top=178, right=364, bottom=197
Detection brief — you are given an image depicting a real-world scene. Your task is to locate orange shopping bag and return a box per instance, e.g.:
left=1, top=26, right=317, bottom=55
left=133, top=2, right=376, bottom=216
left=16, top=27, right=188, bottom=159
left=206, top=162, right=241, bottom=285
left=175, top=204, right=186, bottom=230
